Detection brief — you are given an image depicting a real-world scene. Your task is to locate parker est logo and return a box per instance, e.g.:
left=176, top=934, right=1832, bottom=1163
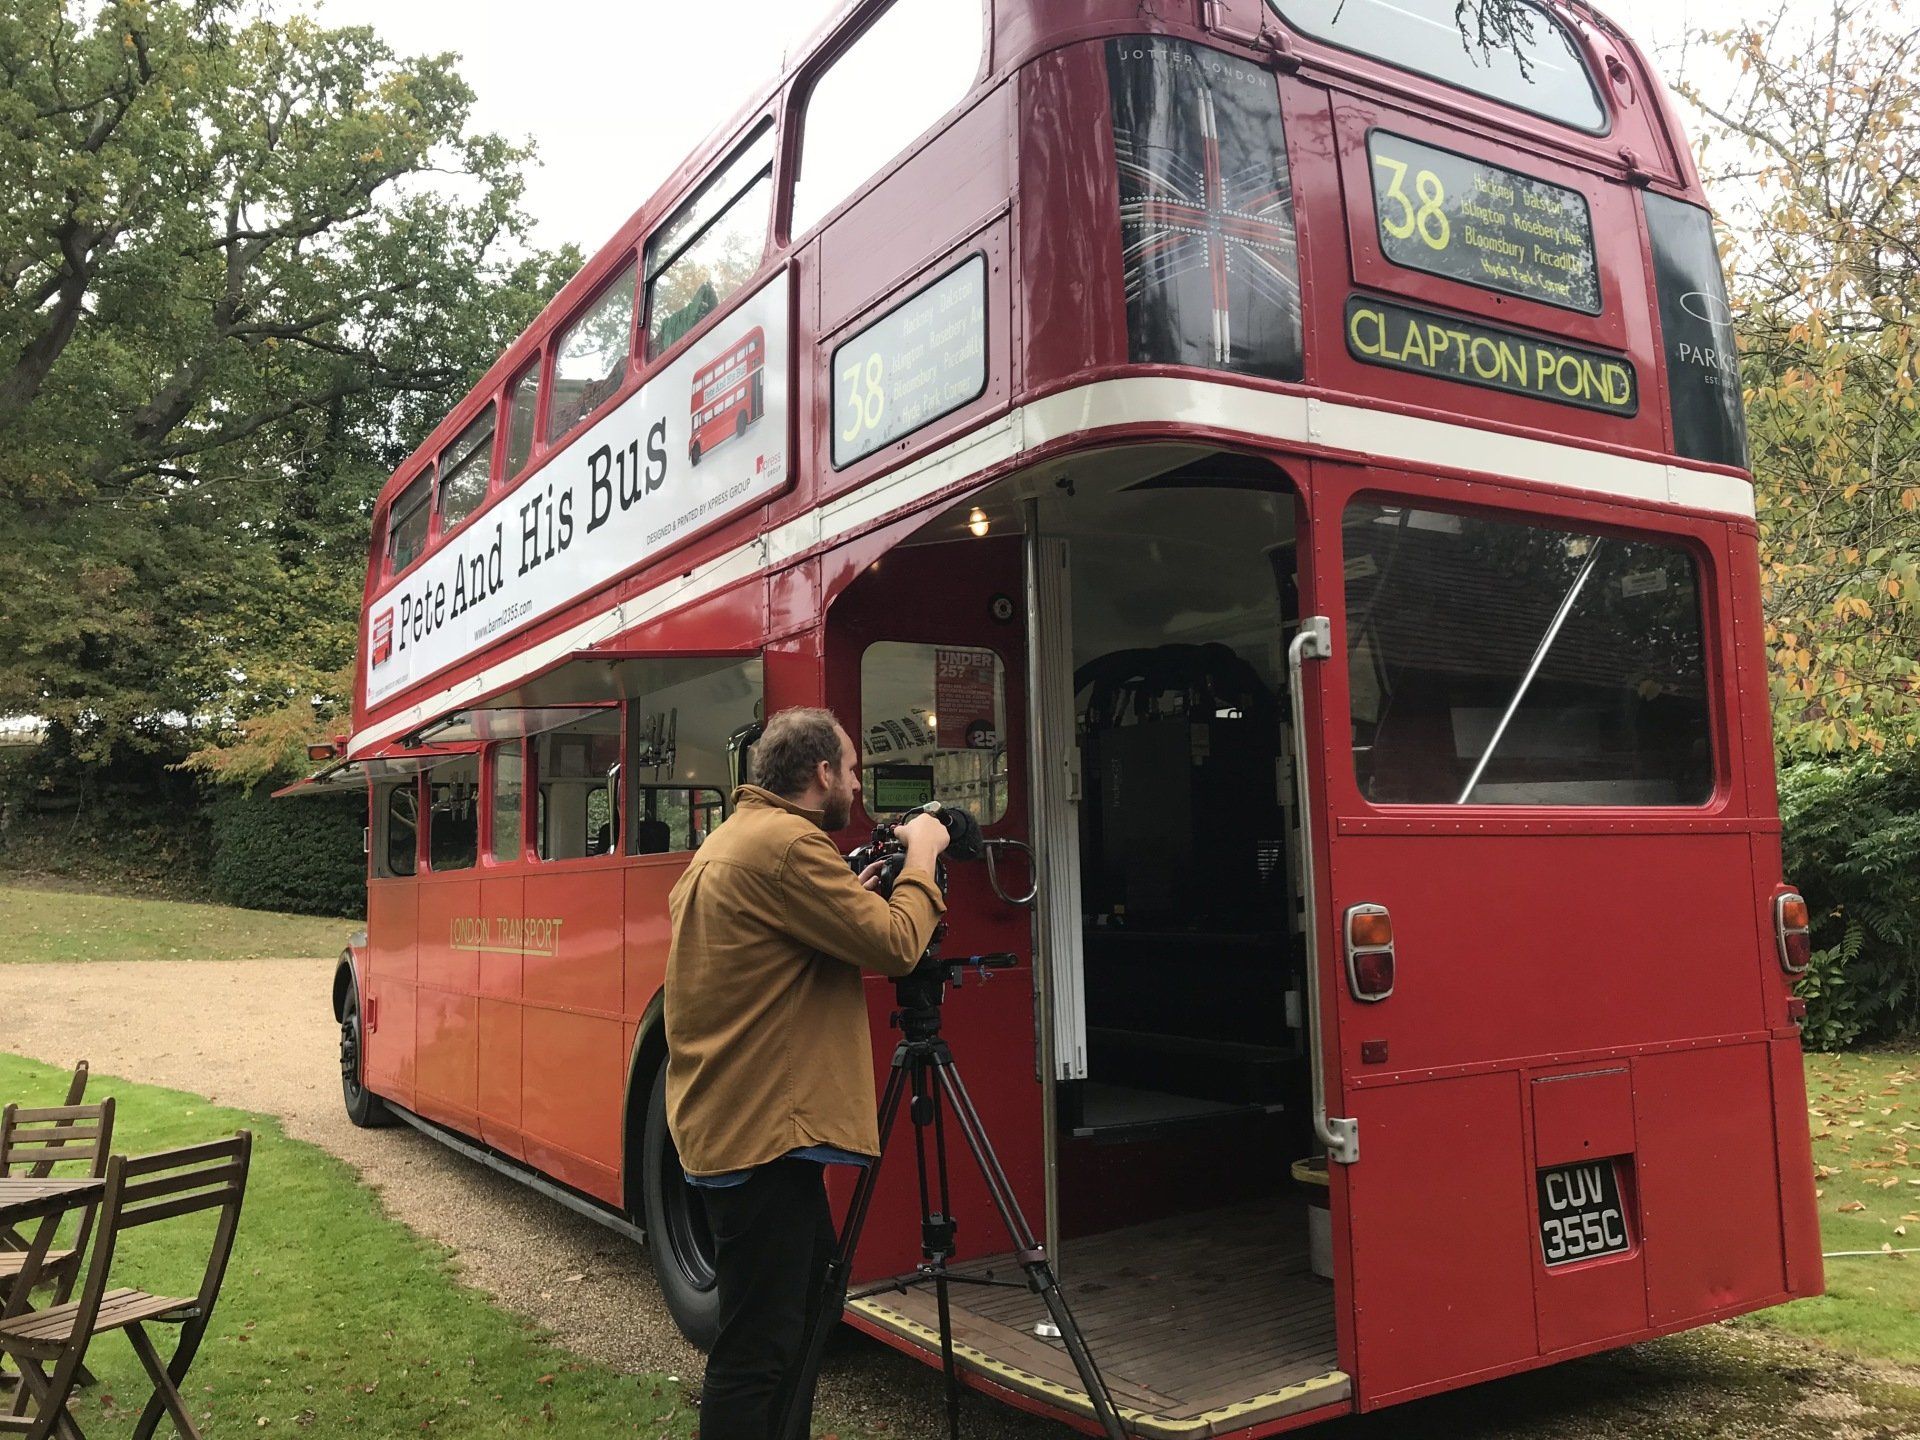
left=370, top=608, right=394, bottom=667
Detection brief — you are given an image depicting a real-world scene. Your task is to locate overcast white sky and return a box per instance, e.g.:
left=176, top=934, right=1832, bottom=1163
left=313, top=0, right=1776, bottom=259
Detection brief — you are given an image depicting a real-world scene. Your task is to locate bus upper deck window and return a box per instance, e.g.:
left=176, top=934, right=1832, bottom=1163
left=505, top=364, right=540, bottom=481
left=385, top=472, right=432, bottom=576
left=436, top=410, right=495, bottom=532
left=1343, top=501, right=1712, bottom=807
left=789, top=0, right=985, bottom=238
left=860, top=641, right=1009, bottom=826
left=645, top=125, right=775, bottom=358
left=1269, top=0, right=1607, bottom=133
left=547, top=263, right=636, bottom=444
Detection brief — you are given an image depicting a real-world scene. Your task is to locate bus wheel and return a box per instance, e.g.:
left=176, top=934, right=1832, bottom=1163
left=734, top=411, right=747, bottom=437
left=339, top=978, right=391, bottom=1129
left=640, top=1066, right=720, bottom=1350
left=689, top=440, right=702, bottom=466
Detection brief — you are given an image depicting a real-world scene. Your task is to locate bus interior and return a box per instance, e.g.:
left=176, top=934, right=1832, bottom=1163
left=864, top=448, right=1340, bottom=1425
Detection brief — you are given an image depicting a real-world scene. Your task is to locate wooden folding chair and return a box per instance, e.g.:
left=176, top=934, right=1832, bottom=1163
left=0, top=1063, right=89, bottom=1185
left=0, top=1133, right=252, bottom=1440
left=0, top=1099, right=115, bottom=1311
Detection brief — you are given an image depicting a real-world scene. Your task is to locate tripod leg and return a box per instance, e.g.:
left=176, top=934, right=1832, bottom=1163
left=776, top=1057, right=910, bottom=1440
left=925, top=1074, right=962, bottom=1440
left=932, top=1058, right=1131, bottom=1440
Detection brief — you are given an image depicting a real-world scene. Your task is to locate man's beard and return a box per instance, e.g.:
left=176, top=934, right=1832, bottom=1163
left=821, top=789, right=853, bottom=832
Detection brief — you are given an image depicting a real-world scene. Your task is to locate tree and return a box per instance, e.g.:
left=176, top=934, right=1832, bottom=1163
left=1681, top=3, right=1920, bottom=754
left=0, top=1, right=578, bottom=763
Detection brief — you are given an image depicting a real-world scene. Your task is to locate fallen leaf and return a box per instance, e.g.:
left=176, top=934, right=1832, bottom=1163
left=1839, top=1200, right=1868, bottom=1212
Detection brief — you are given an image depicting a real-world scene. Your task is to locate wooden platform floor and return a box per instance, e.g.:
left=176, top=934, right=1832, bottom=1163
left=847, top=1199, right=1348, bottom=1437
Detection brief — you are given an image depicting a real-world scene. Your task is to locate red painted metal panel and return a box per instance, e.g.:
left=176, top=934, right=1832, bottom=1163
left=477, top=997, right=524, bottom=1160
left=1531, top=1067, right=1634, bottom=1167
left=521, top=1001, right=625, bottom=1205
left=1345, top=1072, right=1536, bottom=1406
left=1769, top=1036, right=1825, bottom=1300
left=522, top=868, right=623, bottom=1016
left=816, top=87, right=1013, bottom=336
left=1527, top=1066, right=1649, bottom=1352
left=621, top=860, right=682, bottom=1020
left=1633, top=1044, right=1787, bottom=1325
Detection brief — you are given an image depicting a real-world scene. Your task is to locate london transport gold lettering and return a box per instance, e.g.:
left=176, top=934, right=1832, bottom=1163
left=449, top=916, right=565, bottom=956
left=1346, top=298, right=1636, bottom=415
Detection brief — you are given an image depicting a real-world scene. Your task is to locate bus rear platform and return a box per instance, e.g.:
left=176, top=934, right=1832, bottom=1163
left=845, top=1198, right=1349, bottom=1438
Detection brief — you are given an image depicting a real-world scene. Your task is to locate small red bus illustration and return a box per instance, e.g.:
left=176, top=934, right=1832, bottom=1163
left=688, top=326, right=766, bottom=465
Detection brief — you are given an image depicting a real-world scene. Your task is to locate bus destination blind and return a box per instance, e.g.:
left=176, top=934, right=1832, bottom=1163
left=832, top=253, right=988, bottom=468
left=1346, top=295, right=1637, bottom=417
left=1368, top=131, right=1600, bottom=315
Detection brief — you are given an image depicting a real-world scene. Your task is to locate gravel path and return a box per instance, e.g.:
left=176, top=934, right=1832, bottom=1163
left=3, top=957, right=1916, bottom=1440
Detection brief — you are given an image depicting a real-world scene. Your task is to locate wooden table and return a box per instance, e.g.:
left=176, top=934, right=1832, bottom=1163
left=0, top=1177, right=104, bottom=1229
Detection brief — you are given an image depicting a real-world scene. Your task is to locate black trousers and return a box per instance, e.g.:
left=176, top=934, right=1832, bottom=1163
left=697, top=1158, right=837, bottom=1440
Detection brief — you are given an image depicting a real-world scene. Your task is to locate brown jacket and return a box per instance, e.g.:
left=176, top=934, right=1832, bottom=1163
left=663, top=785, right=945, bottom=1176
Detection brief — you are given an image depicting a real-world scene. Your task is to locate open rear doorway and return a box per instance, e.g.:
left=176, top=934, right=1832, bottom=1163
left=855, top=447, right=1347, bottom=1433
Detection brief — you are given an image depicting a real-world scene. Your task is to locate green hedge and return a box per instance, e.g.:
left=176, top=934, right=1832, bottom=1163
left=1780, top=754, right=1920, bottom=1049
left=209, top=787, right=366, bottom=918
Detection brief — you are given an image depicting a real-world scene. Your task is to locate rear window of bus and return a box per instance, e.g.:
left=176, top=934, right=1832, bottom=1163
left=1343, top=501, right=1711, bottom=807
left=1268, top=0, right=1606, bottom=133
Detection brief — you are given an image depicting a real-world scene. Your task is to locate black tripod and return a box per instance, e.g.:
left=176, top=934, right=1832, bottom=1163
left=778, top=925, right=1129, bottom=1440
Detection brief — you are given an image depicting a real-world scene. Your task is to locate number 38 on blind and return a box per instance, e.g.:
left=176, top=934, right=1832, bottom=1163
left=840, top=352, right=887, bottom=444
left=1374, top=155, right=1451, bottom=252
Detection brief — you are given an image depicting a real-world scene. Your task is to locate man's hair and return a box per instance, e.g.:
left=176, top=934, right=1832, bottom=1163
left=750, top=707, right=848, bottom=798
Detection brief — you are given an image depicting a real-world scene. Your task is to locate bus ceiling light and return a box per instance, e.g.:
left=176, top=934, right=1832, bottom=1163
left=1776, top=891, right=1811, bottom=974
left=1344, top=903, right=1395, bottom=1002
left=967, top=506, right=990, bottom=538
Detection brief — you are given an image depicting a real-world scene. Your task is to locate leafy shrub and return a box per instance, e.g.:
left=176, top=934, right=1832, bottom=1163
left=208, top=787, right=366, bottom=918
left=1779, top=756, right=1920, bottom=1047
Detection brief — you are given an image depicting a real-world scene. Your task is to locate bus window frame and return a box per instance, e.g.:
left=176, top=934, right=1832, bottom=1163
left=432, top=401, right=500, bottom=543
left=1329, top=477, right=1735, bottom=826
left=382, top=467, right=435, bottom=582
left=544, top=257, right=640, bottom=448
left=374, top=774, right=423, bottom=879
left=1337, top=115, right=1629, bottom=354
left=639, top=117, right=780, bottom=372
left=1265, top=0, right=1612, bottom=138
left=485, top=740, right=527, bottom=867
left=642, top=120, right=777, bottom=365
left=777, top=0, right=992, bottom=249
left=529, top=708, right=627, bottom=868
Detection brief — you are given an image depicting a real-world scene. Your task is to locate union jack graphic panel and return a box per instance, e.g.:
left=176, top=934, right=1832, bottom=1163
left=1107, top=37, right=1303, bottom=381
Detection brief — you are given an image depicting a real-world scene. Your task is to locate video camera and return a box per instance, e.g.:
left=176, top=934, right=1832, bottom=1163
left=847, top=801, right=984, bottom=899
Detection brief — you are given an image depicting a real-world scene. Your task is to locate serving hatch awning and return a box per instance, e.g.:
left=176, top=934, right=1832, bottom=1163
left=272, top=741, right=485, bottom=799
left=347, top=647, right=755, bottom=765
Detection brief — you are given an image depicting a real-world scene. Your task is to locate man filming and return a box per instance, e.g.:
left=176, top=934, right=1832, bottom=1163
left=664, top=706, right=951, bottom=1440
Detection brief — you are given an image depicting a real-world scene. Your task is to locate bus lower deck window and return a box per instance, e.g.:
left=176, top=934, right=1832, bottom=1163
left=1343, top=501, right=1712, bottom=806
left=378, top=779, right=418, bottom=877
left=535, top=712, right=622, bottom=861
left=427, top=756, right=479, bottom=871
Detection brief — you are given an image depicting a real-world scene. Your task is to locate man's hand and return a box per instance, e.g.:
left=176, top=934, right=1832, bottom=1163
left=895, top=811, right=951, bottom=879
left=858, top=858, right=891, bottom=892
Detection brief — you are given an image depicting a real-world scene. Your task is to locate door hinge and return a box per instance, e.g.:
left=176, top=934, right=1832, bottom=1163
left=1296, top=614, right=1332, bottom=662
left=1326, top=1115, right=1358, bottom=1165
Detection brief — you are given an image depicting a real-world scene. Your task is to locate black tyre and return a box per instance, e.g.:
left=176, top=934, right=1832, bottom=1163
left=689, top=438, right=702, bottom=466
left=640, top=1065, right=720, bottom=1349
left=339, top=977, right=392, bottom=1129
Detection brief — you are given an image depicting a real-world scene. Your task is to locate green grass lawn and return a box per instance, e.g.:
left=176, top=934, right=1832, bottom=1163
left=0, top=1053, right=691, bottom=1436
left=0, top=883, right=353, bottom=963
left=1747, top=1049, right=1920, bottom=1361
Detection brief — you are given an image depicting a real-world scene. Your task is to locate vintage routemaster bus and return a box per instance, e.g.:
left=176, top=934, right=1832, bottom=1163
left=286, top=0, right=1823, bottom=1432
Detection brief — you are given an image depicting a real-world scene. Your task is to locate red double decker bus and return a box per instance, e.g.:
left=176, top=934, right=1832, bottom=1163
left=689, top=325, right=768, bottom=465
left=290, top=0, right=1821, bottom=1432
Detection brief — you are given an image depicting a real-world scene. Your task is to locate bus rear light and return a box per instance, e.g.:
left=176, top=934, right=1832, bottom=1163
left=1345, top=904, right=1395, bottom=1002
left=1775, top=892, right=1811, bottom=974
